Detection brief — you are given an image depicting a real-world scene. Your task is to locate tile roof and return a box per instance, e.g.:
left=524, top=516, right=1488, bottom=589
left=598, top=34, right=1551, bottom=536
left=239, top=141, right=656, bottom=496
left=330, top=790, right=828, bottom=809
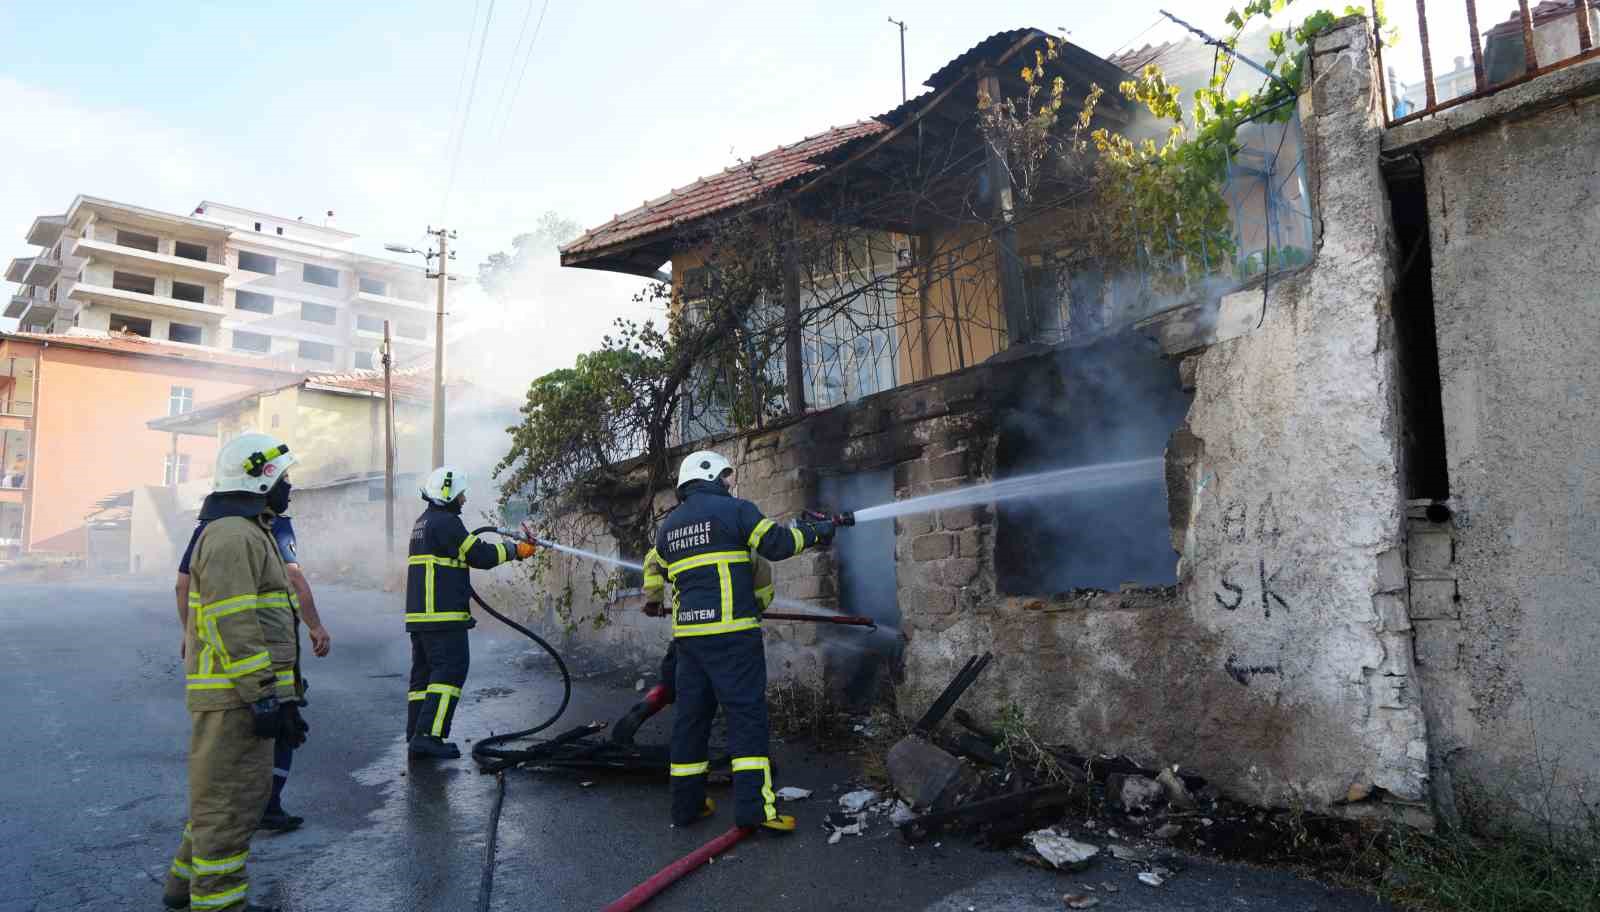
left=560, top=120, right=887, bottom=262
left=1, top=330, right=298, bottom=373
left=303, top=365, right=434, bottom=401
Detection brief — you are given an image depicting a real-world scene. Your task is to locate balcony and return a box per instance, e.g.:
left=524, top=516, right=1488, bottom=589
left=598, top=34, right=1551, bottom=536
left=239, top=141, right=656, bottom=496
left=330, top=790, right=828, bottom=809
left=4, top=258, right=32, bottom=284
left=68, top=282, right=226, bottom=321
left=73, top=237, right=231, bottom=283
left=25, top=215, right=66, bottom=248
left=355, top=288, right=433, bottom=314
left=20, top=297, right=60, bottom=327
left=4, top=288, right=37, bottom=319
left=22, top=254, right=61, bottom=286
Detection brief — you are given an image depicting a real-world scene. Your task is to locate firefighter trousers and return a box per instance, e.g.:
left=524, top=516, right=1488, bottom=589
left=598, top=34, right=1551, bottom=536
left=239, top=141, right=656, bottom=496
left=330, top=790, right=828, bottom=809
left=407, top=629, right=470, bottom=741
left=164, top=706, right=274, bottom=911
left=670, top=629, right=776, bottom=828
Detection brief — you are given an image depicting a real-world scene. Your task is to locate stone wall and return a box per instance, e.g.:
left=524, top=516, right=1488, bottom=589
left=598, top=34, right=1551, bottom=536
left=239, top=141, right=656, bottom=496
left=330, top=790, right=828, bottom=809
left=523, top=17, right=1435, bottom=818
left=1386, top=55, right=1600, bottom=833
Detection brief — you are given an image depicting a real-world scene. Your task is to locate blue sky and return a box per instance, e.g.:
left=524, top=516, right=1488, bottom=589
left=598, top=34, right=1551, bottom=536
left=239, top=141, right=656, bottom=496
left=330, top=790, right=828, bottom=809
left=0, top=0, right=1277, bottom=366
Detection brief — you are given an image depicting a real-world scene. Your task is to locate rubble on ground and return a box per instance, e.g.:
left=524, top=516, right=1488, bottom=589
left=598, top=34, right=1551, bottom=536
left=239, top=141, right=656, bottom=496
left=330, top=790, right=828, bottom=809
left=857, top=651, right=1387, bottom=885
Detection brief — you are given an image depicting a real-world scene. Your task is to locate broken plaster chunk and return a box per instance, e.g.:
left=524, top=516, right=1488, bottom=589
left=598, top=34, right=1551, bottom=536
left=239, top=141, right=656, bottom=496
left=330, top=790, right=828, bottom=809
left=1112, top=774, right=1165, bottom=813
left=827, top=830, right=842, bottom=845
left=1025, top=828, right=1101, bottom=871
left=1156, top=767, right=1195, bottom=809
left=776, top=787, right=812, bottom=801
left=1138, top=872, right=1166, bottom=887
left=1063, top=894, right=1100, bottom=909
left=1152, top=822, right=1183, bottom=840
left=635, top=678, right=646, bottom=692
left=839, top=789, right=880, bottom=814
left=889, top=800, right=916, bottom=826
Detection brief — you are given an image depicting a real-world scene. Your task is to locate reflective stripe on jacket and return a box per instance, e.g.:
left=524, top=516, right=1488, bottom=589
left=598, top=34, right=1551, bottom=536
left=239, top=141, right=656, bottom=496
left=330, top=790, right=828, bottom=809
left=405, top=504, right=514, bottom=632
left=184, top=513, right=298, bottom=711
left=655, top=481, right=817, bottom=638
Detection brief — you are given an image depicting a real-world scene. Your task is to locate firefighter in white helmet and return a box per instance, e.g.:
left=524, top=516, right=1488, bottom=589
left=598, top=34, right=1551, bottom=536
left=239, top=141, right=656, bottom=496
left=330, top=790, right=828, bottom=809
left=404, top=466, right=537, bottom=758
left=654, top=450, right=834, bottom=832
left=163, top=432, right=300, bottom=912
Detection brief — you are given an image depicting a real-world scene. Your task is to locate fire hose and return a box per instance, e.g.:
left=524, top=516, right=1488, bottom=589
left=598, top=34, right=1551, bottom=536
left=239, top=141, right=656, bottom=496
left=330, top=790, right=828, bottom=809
left=463, top=520, right=874, bottom=911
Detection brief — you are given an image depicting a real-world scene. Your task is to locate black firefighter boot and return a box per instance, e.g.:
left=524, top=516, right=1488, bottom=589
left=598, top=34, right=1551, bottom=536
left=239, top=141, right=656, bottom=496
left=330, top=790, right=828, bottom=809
left=408, top=734, right=462, bottom=759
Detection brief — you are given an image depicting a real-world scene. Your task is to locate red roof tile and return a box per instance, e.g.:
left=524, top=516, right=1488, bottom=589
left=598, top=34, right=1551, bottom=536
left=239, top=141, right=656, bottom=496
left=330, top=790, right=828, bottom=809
left=1, top=330, right=298, bottom=373
left=560, top=120, right=888, bottom=262
left=303, top=366, right=433, bottom=401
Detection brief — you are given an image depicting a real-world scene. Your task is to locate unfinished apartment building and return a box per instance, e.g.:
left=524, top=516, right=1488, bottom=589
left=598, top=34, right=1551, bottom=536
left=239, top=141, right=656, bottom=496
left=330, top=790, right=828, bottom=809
left=515, top=11, right=1600, bottom=842
left=5, top=197, right=432, bottom=372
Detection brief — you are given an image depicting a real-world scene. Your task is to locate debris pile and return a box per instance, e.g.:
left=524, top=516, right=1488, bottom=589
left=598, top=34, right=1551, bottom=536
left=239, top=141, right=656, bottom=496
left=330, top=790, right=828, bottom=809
left=860, top=652, right=1387, bottom=891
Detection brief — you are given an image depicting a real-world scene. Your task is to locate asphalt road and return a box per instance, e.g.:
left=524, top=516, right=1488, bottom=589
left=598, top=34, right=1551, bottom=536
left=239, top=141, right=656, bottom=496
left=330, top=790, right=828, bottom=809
left=1, top=578, right=1395, bottom=912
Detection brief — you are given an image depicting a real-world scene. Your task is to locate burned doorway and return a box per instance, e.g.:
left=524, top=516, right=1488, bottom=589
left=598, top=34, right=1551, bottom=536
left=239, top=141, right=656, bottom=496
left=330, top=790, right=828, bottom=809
left=994, top=335, right=1191, bottom=593
left=819, top=469, right=899, bottom=706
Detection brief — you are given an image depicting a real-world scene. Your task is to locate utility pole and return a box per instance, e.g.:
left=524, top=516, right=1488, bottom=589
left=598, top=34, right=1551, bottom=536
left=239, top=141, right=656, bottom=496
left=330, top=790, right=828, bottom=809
left=381, top=321, right=395, bottom=554
left=426, top=226, right=456, bottom=469
left=888, top=17, right=908, bottom=103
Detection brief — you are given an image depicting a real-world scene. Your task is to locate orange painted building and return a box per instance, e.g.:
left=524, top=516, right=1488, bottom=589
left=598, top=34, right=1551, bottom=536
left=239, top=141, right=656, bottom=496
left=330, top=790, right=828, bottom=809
left=0, top=330, right=297, bottom=559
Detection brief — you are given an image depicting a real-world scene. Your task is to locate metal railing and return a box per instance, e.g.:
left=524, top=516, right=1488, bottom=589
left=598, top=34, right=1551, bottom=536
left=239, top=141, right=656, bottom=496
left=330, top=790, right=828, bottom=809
left=1379, top=0, right=1600, bottom=125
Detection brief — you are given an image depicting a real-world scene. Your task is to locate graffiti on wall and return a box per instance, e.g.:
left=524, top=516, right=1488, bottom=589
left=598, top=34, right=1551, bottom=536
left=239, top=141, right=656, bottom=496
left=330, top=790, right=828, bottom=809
left=1212, top=493, right=1293, bottom=617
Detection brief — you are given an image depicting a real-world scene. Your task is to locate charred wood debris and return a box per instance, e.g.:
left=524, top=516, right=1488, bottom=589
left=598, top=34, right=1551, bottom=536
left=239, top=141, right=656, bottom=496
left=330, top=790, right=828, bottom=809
left=815, top=653, right=1386, bottom=890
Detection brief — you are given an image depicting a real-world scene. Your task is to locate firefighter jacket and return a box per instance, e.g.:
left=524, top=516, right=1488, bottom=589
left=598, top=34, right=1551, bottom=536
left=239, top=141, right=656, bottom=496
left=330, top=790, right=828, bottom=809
left=183, top=495, right=299, bottom=712
left=651, top=480, right=819, bottom=638
left=405, top=503, right=515, bottom=632
left=643, top=543, right=775, bottom=612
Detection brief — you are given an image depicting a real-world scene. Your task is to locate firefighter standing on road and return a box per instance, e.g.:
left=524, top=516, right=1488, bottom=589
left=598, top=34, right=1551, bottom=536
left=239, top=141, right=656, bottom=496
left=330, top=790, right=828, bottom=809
left=405, top=466, right=536, bottom=759
left=657, top=450, right=834, bottom=832
left=162, top=432, right=302, bottom=912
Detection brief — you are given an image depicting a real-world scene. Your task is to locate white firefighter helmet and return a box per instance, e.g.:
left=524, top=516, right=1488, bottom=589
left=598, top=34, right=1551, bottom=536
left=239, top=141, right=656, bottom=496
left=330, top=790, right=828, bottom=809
left=214, top=432, right=297, bottom=495
left=677, top=450, right=733, bottom=489
left=421, top=466, right=468, bottom=506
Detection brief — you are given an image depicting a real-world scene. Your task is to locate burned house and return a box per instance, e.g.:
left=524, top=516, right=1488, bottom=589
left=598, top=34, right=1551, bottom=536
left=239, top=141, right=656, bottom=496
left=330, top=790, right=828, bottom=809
left=510, top=18, right=1600, bottom=838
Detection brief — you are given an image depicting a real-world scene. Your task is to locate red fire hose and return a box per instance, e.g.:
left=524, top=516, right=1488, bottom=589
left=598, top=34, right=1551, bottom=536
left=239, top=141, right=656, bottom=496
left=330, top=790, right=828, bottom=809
left=601, top=825, right=751, bottom=912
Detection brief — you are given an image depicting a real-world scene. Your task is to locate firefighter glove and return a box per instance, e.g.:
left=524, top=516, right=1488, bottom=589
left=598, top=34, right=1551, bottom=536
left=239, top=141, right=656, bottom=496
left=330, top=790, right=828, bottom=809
left=515, top=541, right=538, bottom=560
left=250, top=695, right=282, bottom=739
left=805, top=517, right=836, bottom=547
left=642, top=601, right=666, bottom=618
left=279, top=703, right=310, bottom=749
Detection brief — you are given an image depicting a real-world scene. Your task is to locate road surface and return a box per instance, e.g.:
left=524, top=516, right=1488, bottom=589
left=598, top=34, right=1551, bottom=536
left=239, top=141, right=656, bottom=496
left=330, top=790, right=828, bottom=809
left=0, top=578, right=1394, bottom=911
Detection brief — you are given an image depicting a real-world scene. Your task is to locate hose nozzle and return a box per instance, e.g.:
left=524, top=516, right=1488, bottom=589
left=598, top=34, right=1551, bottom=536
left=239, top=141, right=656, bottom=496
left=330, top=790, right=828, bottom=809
left=804, top=509, right=855, bottom=527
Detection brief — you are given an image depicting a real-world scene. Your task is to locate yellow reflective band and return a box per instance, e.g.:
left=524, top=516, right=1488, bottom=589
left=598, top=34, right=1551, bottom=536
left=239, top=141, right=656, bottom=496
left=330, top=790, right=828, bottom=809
left=458, top=534, right=479, bottom=563
left=192, top=850, right=248, bottom=875
left=170, top=860, right=193, bottom=880
left=408, top=691, right=427, bottom=701
left=666, top=550, right=750, bottom=578
left=643, top=573, right=665, bottom=588
left=188, top=591, right=201, bottom=609
left=428, top=684, right=460, bottom=737
left=791, top=526, right=806, bottom=554
left=732, top=756, right=778, bottom=820
left=747, top=518, right=775, bottom=550
left=223, top=651, right=271, bottom=675
left=672, top=617, right=760, bottom=638
left=275, top=669, right=296, bottom=686
left=408, top=555, right=467, bottom=569
left=719, top=561, right=734, bottom=624
left=755, top=585, right=775, bottom=610
left=670, top=761, right=710, bottom=777
left=405, top=612, right=472, bottom=623
left=198, top=592, right=262, bottom=615
left=191, top=883, right=248, bottom=910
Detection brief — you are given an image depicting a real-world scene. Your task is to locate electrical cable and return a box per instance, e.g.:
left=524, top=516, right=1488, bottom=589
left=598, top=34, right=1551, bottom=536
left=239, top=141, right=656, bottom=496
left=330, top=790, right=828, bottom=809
left=492, top=0, right=553, bottom=148
left=441, top=0, right=500, bottom=221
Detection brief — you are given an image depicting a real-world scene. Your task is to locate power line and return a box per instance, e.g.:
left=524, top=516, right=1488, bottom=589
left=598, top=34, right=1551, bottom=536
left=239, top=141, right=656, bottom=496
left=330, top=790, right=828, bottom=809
left=441, top=0, right=500, bottom=221
left=448, top=0, right=485, bottom=141
left=489, top=0, right=539, bottom=139
left=493, top=0, right=552, bottom=146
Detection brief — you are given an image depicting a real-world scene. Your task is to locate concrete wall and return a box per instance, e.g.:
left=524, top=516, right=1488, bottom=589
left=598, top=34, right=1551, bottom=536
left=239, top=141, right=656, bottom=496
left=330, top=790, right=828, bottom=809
left=1386, top=56, right=1600, bottom=832
left=518, top=17, right=1438, bottom=818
